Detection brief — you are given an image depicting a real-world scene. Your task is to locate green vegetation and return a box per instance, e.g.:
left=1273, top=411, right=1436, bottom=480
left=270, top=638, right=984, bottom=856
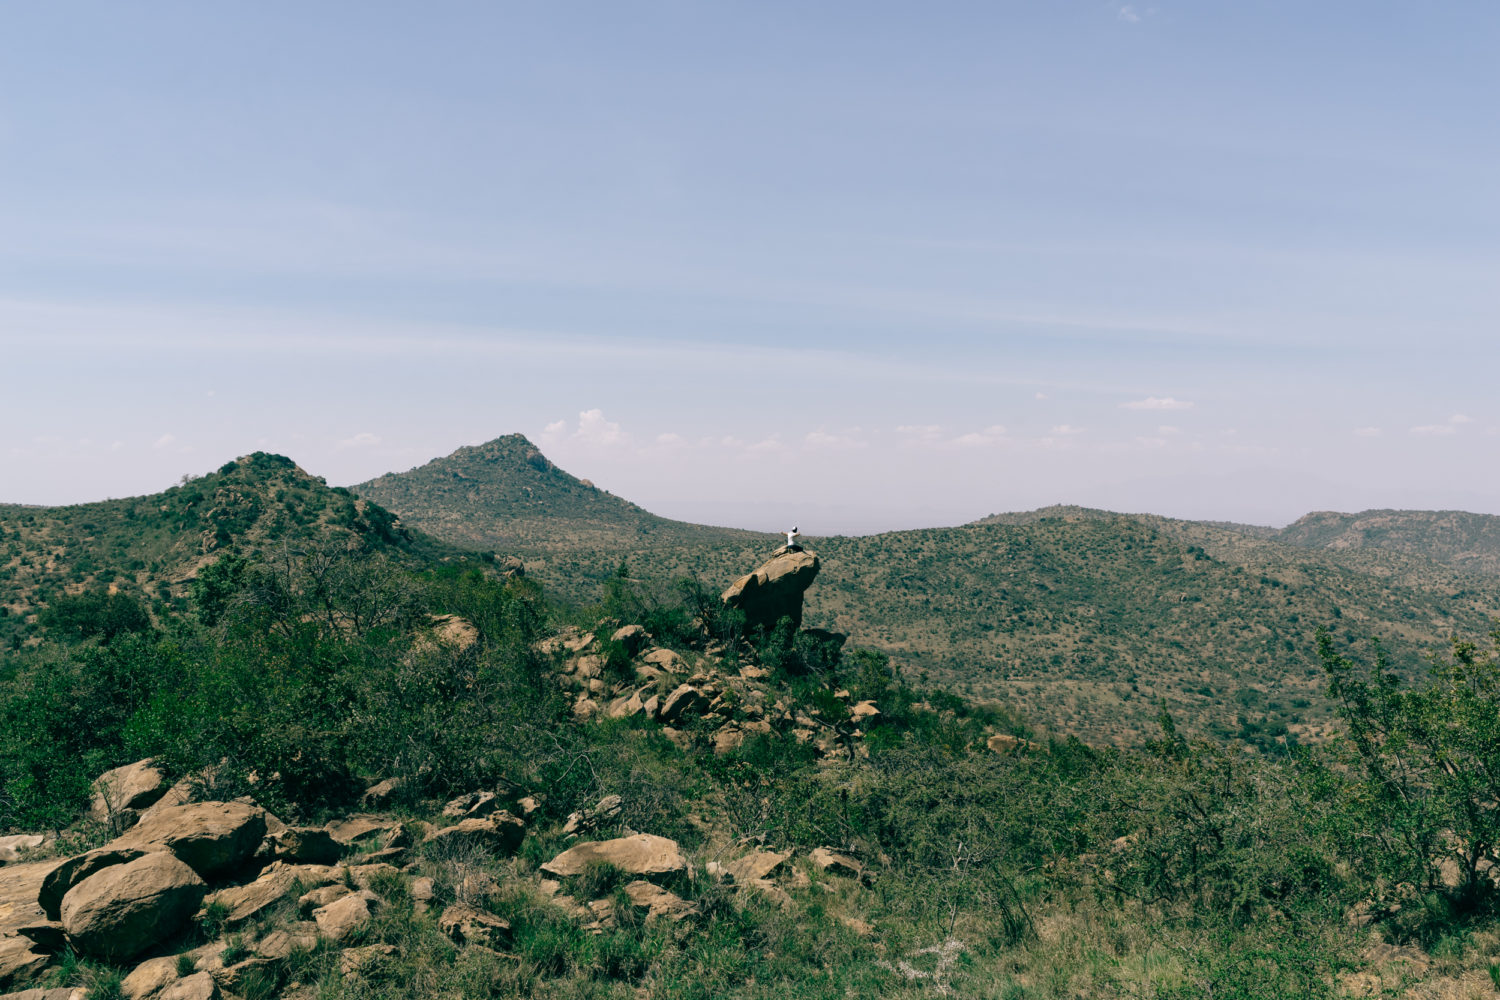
left=10, top=448, right=1500, bottom=995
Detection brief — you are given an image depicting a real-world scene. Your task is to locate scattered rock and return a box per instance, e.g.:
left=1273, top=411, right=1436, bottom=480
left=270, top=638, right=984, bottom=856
left=642, top=648, right=686, bottom=674
left=1, top=988, right=87, bottom=1000
left=422, top=814, right=526, bottom=856
left=89, top=760, right=168, bottom=828
left=541, top=834, right=688, bottom=880
left=725, top=851, right=791, bottom=884
left=0, top=836, right=45, bottom=866
left=0, top=937, right=55, bottom=992
left=345, top=863, right=401, bottom=892
left=325, top=816, right=399, bottom=846
left=359, top=778, right=403, bottom=809
left=256, top=827, right=344, bottom=866
left=986, top=733, right=1035, bottom=755
left=809, top=848, right=865, bottom=880
left=611, top=625, right=648, bottom=656
left=202, top=862, right=337, bottom=927
left=59, top=852, right=207, bottom=960
left=562, top=795, right=622, bottom=837
left=442, top=790, right=500, bottom=819
left=255, top=922, right=319, bottom=960
left=659, top=684, right=708, bottom=724
left=438, top=904, right=513, bottom=948
left=623, top=880, right=697, bottom=921
left=113, top=802, right=267, bottom=879
left=721, top=548, right=820, bottom=632
left=573, top=697, right=600, bottom=720
left=849, top=701, right=880, bottom=722
left=312, top=890, right=377, bottom=942
left=297, top=884, right=351, bottom=915
left=156, top=971, right=220, bottom=1000
left=120, top=955, right=179, bottom=999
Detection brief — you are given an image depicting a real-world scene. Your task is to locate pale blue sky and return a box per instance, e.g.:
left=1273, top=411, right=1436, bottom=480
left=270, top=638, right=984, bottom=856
left=3, top=2, right=1497, bottom=531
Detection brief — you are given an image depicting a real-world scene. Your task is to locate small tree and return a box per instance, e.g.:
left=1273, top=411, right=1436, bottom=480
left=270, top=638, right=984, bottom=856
left=1318, top=625, right=1500, bottom=911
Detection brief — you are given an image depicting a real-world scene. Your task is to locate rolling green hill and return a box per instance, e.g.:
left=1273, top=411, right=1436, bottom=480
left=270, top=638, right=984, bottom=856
left=0, top=452, right=461, bottom=651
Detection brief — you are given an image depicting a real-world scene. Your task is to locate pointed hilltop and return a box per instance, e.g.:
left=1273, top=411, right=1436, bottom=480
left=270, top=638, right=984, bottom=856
left=351, top=434, right=759, bottom=555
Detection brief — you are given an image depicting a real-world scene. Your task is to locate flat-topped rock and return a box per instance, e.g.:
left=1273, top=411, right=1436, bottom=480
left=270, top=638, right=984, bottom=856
left=721, top=548, right=820, bottom=632
left=112, top=802, right=266, bottom=878
left=541, top=834, right=687, bottom=879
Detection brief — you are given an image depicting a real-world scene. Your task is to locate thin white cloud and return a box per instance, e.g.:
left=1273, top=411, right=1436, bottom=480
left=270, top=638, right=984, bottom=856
left=543, top=420, right=567, bottom=435
left=153, top=434, right=176, bottom=450
left=1050, top=424, right=1084, bottom=436
left=805, top=428, right=866, bottom=450
left=1122, top=397, right=1194, bottom=411
left=338, top=432, right=381, bottom=448
left=655, top=432, right=686, bottom=447
left=948, top=425, right=1007, bottom=448
left=1116, top=4, right=1141, bottom=23
left=1034, top=392, right=1050, bottom=400
left=575, top=409, right=627, bottom=446
left=1410, top=424, right=1457, bottom=436
left=1353, top=427, right=1382, bottom=437
left=1157, top=425, right=1181, bottom=435
left=1450, top=414, right=1475, bottom=424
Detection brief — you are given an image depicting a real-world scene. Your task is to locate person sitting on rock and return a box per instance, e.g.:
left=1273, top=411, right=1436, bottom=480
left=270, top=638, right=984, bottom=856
left=784, top=525, right=802, bottom=550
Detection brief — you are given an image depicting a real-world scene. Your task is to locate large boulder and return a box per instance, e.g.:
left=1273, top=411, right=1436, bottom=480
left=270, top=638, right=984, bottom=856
left=721, top=548, right=820, bottom=632
left=88, top=760, right=168, bottom=827
left=201, top=862, right=338, bottom=928
left=39, top=848, right=151, bottom=920
left=541, top=834, right=687, bottom=880
left=422, top=814, right=525, bottom=856
left=112, top=802, right=266, bottom=879
left=59, top=853, right=206, bottom=960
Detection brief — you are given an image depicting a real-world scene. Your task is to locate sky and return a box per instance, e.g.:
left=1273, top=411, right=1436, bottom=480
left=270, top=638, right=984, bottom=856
left=3, top=2, right=1498, bottom=533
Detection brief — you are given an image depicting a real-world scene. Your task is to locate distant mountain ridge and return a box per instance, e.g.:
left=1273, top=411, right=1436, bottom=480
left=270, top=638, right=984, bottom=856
left=351, top=434, right=762, bottom=555
left=1275, top=508, right=1500, bottom=575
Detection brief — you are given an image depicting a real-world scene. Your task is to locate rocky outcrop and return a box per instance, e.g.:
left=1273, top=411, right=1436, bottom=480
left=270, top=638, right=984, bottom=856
left=438, top=904, right=512, bottom=948
left=59, top=853, right=206, bottom=960
left=423, top=814, right=525, bottom=856
left=88, top=759, right=168, bottom=828
left=541, top=834, right=688, bottom=880
left=113, top=802, right=267, bottom=878
left=721, top=547, right=820, bottom=632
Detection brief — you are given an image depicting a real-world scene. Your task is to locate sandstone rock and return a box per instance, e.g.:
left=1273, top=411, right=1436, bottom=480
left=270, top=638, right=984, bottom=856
left=641, top=648, right=686, bottom=673
left=514, top=796, right=542, bottom=818
left=256, top=827, right=343, bottom=866
left=605, top=690, right=646, bottom=720
left=725, top=850, right=791, bottom=884
left=623, top=880, right=697, bottom=921
left=721, top=548, right=820, bottom=632
left=89, top=760, right=168, bottom=827
left=359, top=778, right=403, bottom=809
left=438, top=903, right=512, bottom=948
left=40, top=848, right=150, bottom=919
left=121, top=955, right=179, bottom=999
left=113, top=802, right=267, bottom=879
left=410, top=877, right=435, bottom=905
left=611, top=625, right=648, bottom=656
left=659, top=684, right=708, bottom=724
left=157, top=971, right=219, bottom=1000
left=60, top=852, right=206, bottom=960
left=562, top=795, right=622, bottom=837
left=0, top=937, right=54, bottom=991
left=382, top=824, right=415, bottom=850
left=135, top=779, right=197, bottom=825
left=428, top=614, right=479, bottom=653
left=850, top=701, right=880, bottom=721
left=713, top=726, right=745, bottom=755
left=298, top=884, right=351, bottom=915
left=11, top=919, right=64, bottom=953
left=809, top=848, right=864, bottom=880
left=442, top=790, right=500, bottom=819
left=312, top=890, right=377, bottom=941
left=325, top=816, right=398, bottom=846
left=345, top=863, right=402, bottom=892
left=202, top=862, right=337, bottom=927
left=339, top=943, right=396, bottom=977
left=987, top=733, right=1037, bottom=755
left=743, top=878, right=793, bottom=910
left=572, top=654, right=604, bottom=680
left=541, top=834, right=687, bottom=880
left=254, top=921, right=319, bottom=960
left=422, top=814, right=526, bottom=856
left=573, top=697, right=600, bottom=720
left=0, top=835, right=45, bottom=866
left=0, top=988, right=86, bottom=1000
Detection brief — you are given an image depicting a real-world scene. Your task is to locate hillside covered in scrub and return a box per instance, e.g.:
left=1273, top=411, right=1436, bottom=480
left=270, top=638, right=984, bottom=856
left=350, top=438, right=1500, bottom=745
left=7, top=452, right=1500, bottom=998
